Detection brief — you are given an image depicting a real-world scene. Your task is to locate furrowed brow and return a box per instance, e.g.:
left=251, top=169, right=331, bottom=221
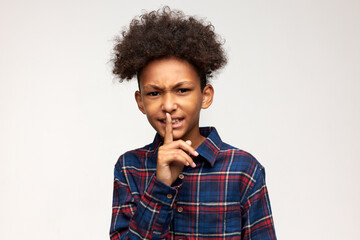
left=143, top=84, right=162, bottom=91
left=142, top=81, right=192, bottom=91
left=172, top=81, right=191, bottom=89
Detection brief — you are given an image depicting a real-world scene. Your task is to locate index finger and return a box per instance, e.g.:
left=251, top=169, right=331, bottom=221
left=164, top=113, right=173, bottom=144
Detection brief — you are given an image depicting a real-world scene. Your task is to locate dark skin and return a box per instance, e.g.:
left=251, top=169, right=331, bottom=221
left=158, top=112, right=197, bottom=186
left=135, top=58, right=214, bottom=186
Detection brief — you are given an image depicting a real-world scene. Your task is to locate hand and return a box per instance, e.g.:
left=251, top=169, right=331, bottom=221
left=156, top=113, right=198, bottom=186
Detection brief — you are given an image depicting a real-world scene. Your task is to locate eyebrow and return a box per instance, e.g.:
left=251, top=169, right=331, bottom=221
left=143, top=81, right=191, bottom=91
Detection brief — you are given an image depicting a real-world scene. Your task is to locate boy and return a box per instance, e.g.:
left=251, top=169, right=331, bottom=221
left=110, top=7, right=276, bottom=240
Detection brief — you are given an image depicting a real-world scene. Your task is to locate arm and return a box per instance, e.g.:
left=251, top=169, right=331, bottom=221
left=110, top=163, right=180, bottom=240
left=110, top=113, right=197, bottom=239
left=241, top=167, right=277, bottom=240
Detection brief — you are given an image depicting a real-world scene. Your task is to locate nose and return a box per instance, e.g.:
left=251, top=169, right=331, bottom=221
left=161, top=92, right=177, bottom=113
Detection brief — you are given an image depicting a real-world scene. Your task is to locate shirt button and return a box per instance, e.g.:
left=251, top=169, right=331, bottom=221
left=166, top=193, right=173, bottom=199
left=179, top=174, right=184, bottom=179
left=177, top=206, right=183, bottom=213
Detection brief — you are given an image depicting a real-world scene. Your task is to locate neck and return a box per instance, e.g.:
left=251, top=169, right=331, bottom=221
left=191, top=135, right=206, bottom=150
left=182, top=127, right=205, bottom=150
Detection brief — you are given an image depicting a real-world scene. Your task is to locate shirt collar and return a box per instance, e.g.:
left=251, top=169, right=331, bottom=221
left=196, top=127, right=223, bottom=166
left=152, top=127, right=223, bottom=167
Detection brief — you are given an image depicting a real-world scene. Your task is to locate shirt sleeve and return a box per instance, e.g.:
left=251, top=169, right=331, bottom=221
left=241, top=166, right=277, bottom=240
left=110, top=161, right=181, bottom=240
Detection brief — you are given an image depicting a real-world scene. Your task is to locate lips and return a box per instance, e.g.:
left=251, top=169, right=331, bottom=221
left=161, top=119, right=181, bottom=123
left=159, top=117, right=184, bottom=128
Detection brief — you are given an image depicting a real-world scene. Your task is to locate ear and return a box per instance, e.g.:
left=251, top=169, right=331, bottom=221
left=135, top=91, right=146, bottom=114
left=201, top=84, right=214, bottom=109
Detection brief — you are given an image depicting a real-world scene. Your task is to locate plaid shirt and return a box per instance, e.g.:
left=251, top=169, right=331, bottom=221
left=110, top=127, right=276, bottom=240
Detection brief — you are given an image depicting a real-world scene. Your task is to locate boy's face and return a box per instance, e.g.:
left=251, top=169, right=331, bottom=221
left=135, top=58, right=213, bottom=142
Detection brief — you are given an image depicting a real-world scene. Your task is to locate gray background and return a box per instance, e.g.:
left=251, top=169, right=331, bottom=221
left=1, top=0, right=359, bottom=239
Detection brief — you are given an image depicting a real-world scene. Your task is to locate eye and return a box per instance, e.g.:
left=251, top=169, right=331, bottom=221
left=178, top=88, right=190, bottom=93
left=147, top=92, right=159, bottom=96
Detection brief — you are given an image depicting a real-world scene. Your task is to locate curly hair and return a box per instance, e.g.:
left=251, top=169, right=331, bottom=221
left=112, top=6, right=227, bottom=90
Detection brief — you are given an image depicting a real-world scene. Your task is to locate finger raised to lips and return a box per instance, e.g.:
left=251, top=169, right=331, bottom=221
left=164, top=113, right=173, bottom=144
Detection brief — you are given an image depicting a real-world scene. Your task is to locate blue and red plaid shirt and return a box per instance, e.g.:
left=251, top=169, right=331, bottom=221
left=110, top=127, right=276, bottom=240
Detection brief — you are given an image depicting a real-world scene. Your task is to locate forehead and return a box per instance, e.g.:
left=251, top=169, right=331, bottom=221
left=139, top=58, right=200, bottom=88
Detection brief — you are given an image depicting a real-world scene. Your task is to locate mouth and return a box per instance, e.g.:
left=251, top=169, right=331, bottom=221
left=159, top=118, right=184, bottom=128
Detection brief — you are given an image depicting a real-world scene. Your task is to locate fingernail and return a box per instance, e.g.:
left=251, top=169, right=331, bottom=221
left=191, top=162, right=196, bottom=168
left=186, top=140, right=192, bottom=145
left=194, top=151, right=199, bottom=156
left=185, top=161, right=190, bottom=166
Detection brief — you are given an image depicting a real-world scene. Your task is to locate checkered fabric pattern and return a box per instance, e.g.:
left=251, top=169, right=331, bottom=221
left=110, top=127, right=276, bottom=240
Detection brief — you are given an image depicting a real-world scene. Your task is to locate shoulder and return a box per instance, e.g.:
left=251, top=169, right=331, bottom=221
left=115, top=142, right=156, bottom=171
left=218, top=141, right=265, bottom=178
left=220, top=141, right=263, bottom=166
left=201, top=127, right=265, bottom=173
left=219, top=142, right=267, bottom=201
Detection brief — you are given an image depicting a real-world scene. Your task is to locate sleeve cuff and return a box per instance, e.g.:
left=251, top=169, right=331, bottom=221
left=144, top=174, right=183, bottom=208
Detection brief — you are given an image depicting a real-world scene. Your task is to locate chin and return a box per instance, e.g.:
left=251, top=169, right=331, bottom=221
left=172, top=130, right=187, bottom=140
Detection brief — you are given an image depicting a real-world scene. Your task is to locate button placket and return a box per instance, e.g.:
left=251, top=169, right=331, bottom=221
left=177, top=206, right=183, bottom=213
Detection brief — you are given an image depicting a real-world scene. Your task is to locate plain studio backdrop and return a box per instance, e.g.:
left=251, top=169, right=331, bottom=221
left=1, top=0, right=359, bottom=239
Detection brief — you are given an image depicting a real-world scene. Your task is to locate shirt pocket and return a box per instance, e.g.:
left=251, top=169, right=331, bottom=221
left=224, top=203, right=242, bottom=233
left=196, top=202, right=242, bottom=235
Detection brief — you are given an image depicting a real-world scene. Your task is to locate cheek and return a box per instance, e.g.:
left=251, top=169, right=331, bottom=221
left=183, top=98, right=202, bottom=115
left=192, top=94, right=203, bottom=107
left=142, top=100, right=158, bottom=114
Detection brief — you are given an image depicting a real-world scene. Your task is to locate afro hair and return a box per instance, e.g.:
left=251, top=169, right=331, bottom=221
left=112, top=6, right=227, bottom=89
